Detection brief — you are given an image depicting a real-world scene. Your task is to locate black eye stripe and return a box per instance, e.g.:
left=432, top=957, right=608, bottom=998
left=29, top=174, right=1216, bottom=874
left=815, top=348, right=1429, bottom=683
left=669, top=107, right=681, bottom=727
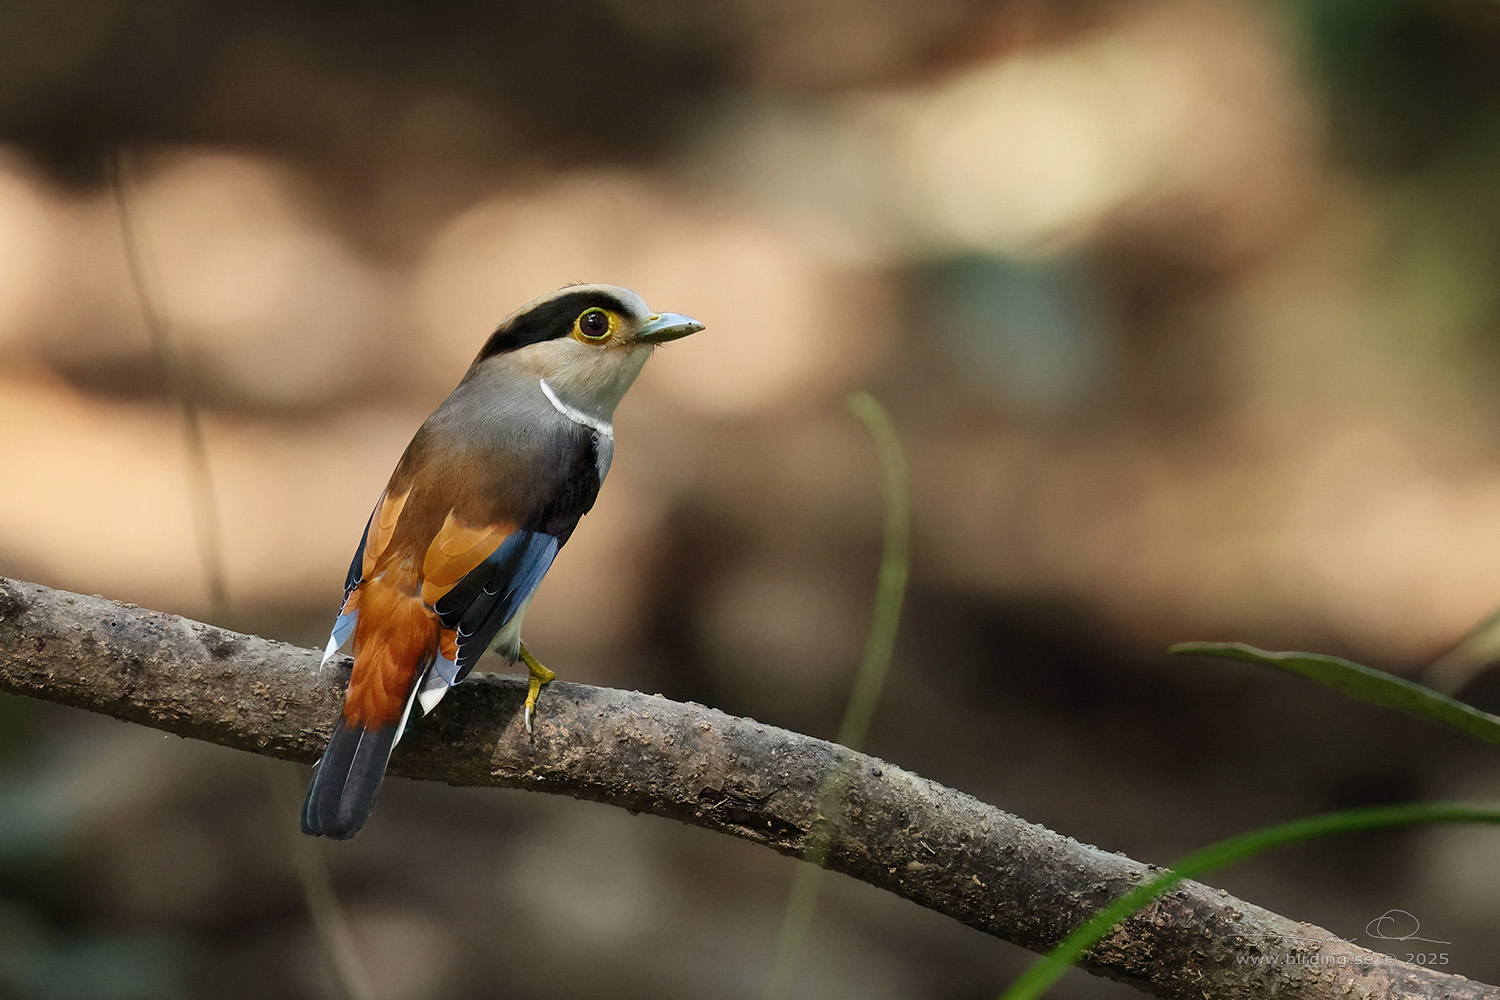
left=475, top=289, right=635, bottom=359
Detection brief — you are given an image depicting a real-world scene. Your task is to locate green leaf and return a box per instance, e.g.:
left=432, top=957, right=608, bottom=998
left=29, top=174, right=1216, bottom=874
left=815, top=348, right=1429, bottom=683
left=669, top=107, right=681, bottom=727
left=999, top=802, right=1500, bottom=1000
left=1170, top=641, right=1500, bottom=748
left=997, top=644, right=1500, bottom=999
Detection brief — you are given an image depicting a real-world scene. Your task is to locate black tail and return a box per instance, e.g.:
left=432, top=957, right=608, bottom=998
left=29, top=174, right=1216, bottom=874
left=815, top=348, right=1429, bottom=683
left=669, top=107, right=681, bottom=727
left=301, top=721, right=400, bottom=839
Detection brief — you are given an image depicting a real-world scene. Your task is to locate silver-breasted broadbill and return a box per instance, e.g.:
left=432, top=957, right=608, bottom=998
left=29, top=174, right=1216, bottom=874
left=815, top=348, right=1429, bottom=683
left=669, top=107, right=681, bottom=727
left=301, top=284, right=703, bottom=839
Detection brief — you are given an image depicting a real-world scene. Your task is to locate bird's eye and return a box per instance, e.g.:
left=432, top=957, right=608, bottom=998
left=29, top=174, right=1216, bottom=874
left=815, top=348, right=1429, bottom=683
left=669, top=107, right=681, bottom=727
left=576, top=308, right=612, bottom=341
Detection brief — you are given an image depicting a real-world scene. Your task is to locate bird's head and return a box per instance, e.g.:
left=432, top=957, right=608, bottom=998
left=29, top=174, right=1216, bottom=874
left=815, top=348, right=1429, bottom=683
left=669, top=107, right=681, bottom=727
left=469, top=284, right=703, bottom=420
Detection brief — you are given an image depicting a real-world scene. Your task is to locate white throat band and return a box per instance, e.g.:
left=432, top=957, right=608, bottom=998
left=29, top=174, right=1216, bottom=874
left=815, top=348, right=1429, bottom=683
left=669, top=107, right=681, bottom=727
left=539, top=378, right=614, bottom=438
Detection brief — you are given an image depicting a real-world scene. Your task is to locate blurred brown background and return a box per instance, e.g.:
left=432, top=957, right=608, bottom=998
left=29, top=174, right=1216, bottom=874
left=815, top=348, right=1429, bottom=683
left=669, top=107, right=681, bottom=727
left=3, top=0, right=1500, bottom=997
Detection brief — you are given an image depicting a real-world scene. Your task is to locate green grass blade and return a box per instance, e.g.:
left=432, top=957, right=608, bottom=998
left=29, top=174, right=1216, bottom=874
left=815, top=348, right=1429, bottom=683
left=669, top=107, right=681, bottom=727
left=999, top=802, right=1500, bottom=1000
left=836, top=391, right=911, bottom=752
left=763, top=392, right=911, bottom=1000
left=1171, top=642, right=1500, bottom=749
left=1427, top=604, right=1500, bottom=694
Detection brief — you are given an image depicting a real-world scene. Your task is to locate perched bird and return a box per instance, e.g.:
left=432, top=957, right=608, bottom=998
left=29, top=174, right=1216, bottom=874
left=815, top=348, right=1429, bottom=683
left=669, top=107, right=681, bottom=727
left=301, top=284, right=703, bottom=839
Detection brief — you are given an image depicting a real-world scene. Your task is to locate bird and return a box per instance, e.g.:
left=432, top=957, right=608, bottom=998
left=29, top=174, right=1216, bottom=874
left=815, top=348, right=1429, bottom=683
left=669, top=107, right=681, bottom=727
left=301, top=284, right=703, bottom=839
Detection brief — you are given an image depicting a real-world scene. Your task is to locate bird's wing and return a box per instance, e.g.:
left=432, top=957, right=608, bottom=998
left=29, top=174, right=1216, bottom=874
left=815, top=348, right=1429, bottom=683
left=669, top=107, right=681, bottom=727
left=409, top=422, right=606, bottom=711
left=414, top=512, right=560, bottom=713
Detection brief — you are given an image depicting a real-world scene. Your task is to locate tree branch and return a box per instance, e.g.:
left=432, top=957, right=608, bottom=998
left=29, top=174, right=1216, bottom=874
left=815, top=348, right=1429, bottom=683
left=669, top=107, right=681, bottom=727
left=0, top=577, right=1492, bottom=1000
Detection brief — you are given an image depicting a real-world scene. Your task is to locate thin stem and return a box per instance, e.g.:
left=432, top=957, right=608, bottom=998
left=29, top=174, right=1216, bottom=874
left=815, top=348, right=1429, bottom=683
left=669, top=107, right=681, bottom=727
left=764, top=392, right=911, bottom=1000
left=108, top=150, right=367, bottom=1000
left=266, top=761, right=376, bottom=1000
left=106, top=149, right=229, bottom=616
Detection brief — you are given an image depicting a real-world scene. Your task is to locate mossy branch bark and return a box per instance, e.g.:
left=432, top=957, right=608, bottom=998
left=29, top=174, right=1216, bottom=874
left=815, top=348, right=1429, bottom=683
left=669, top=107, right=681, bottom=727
left=0, top=577, right=1492, bottom=1000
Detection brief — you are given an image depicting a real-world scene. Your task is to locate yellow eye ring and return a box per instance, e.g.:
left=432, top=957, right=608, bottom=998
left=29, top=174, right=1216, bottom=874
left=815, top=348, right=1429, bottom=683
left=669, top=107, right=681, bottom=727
left=574, top=307, right=615, bottom=342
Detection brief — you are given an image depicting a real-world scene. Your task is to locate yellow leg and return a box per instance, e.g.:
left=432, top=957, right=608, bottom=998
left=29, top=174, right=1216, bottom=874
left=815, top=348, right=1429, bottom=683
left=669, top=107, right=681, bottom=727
left=518, top=643, right=555, bottom=735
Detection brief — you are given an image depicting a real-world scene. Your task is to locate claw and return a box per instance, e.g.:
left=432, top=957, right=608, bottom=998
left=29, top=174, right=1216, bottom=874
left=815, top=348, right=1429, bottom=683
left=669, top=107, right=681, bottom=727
left=519, top=643, right=555, bottom=736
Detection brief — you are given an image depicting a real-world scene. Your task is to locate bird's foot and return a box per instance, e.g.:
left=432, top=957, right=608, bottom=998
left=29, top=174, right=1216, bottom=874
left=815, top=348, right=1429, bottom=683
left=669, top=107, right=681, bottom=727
left=519, top=644, right=556, bottom=735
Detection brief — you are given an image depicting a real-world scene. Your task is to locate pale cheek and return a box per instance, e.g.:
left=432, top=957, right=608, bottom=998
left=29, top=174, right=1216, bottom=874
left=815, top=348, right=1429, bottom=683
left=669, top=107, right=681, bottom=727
left=566, top=346, right=650, bottom=403
left=508, top=339, right=652, bottom=413
left=525, top=342, right=642, bottom=410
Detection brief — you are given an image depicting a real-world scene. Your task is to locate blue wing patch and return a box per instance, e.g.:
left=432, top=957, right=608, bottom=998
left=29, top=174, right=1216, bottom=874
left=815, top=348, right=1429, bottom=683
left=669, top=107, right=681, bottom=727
left=433, top=530, right=560, bottom=681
